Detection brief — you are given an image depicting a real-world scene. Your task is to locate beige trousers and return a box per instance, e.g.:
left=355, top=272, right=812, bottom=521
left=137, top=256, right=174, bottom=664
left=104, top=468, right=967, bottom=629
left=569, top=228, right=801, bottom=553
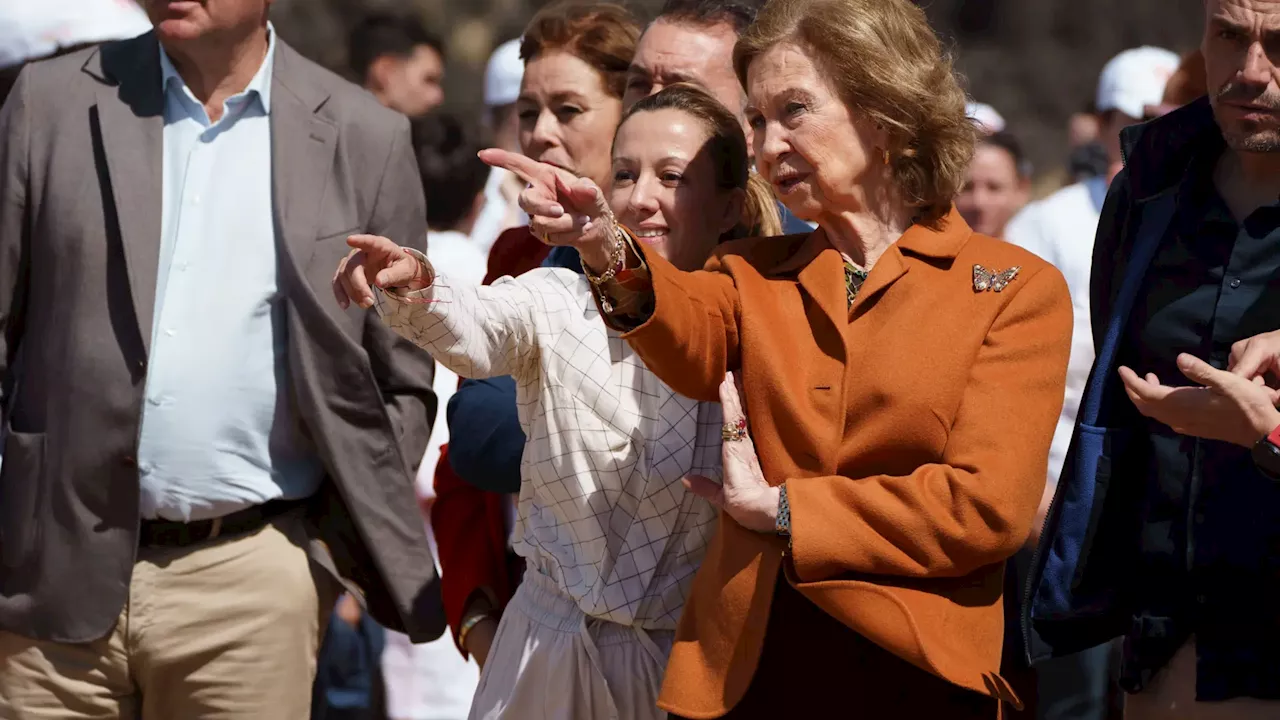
left=0, top=511, right=337, bottom=720
left=1125, top=639, right=1279, bottom=720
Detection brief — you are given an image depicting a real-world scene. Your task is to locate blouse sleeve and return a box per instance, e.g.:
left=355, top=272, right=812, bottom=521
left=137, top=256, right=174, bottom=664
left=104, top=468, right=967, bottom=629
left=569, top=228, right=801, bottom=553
left=784, top=265, right=1073, bottom=581
left=375, top=248, right=546, bottom=382
left=593, top=236, right=744, bottom=403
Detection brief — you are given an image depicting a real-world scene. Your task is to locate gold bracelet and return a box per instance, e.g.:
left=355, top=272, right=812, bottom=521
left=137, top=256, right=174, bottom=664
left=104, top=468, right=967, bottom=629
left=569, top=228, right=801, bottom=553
left=458, top=611, right=495, bottom=650
left=582, top=216, right=627, bottom=287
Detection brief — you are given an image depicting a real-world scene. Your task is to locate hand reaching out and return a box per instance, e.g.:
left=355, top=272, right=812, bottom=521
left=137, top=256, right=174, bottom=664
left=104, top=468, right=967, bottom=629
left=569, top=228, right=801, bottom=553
left=332, top=234, right=433, bottom=310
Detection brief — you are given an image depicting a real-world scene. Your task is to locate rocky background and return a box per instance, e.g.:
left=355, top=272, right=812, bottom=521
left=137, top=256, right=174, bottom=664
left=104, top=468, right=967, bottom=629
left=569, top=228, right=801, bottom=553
left=271, top=0, right=1206, bottom=187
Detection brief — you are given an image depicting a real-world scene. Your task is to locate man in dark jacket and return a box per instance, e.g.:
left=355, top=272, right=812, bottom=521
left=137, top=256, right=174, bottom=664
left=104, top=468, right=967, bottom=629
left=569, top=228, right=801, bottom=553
left=1027, top=1, right=1280, bottom=717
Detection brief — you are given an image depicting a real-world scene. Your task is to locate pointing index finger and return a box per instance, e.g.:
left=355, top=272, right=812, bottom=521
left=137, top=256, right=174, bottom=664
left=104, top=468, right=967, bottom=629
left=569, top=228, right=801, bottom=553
left=479, top=148, right=552, bottom=188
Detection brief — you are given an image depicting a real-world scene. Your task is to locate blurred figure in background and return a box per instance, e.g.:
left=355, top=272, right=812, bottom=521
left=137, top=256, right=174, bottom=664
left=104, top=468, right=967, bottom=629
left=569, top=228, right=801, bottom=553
left=472, top=38, right=530, bottom=256
left=1162, top=47, right=1208, bottom=109
left=967, top=100, right=1008, bottom=136
left=1066, top=102, right=1109, bottom=184
left=380, top=112, right=490, bottom=720
left=350, top=13, right=445, bottom=118
left=1006, top=44, right=1179, bottom=720
left=0, top=0, right=151, bottom=104
left=955, top=130, right=1031, bottom=239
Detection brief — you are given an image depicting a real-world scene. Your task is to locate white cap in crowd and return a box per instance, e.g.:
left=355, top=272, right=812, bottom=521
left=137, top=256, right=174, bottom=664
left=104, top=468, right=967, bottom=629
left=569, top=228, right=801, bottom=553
left=484, top=38, right=524, bottom=108
left=1096, top=46, right=1181, bottom=120
left=966, top=101, right=1007, bottom=134
left=0, top=0, right=152, bottom=69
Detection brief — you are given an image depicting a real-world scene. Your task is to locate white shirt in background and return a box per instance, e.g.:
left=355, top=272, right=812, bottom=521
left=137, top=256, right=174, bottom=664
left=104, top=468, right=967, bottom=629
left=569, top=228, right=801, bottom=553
left=1004, top=175, right=1109, bottom=488
left=382, top=229, right=487, bottom=720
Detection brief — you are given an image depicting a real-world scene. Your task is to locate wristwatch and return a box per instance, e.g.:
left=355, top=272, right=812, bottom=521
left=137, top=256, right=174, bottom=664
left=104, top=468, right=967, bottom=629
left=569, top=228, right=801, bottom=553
left=1251, top=423, right=1280, bottom=481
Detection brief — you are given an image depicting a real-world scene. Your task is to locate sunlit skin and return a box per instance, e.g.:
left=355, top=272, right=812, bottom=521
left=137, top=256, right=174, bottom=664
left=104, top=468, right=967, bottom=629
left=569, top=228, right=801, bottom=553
left=744, top=42, right=909, bottom=269
left=955, top=143, right=1029, bottom=239
left=145, top=0, right=271, bottom=121
left=623, top=19, right=746, bottom=130
left=609, top=108, right=743, bottom=272
left=517, top=51, right=623, bottom=190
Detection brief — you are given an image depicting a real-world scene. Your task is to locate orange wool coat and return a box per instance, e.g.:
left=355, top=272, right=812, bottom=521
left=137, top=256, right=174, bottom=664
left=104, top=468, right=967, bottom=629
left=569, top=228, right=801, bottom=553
left=617, top=208, right=1072, bottom=718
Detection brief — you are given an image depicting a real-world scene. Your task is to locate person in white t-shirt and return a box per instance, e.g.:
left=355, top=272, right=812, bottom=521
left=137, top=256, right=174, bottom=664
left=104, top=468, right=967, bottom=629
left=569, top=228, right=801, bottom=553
left=379, top=112, right=493, bottom=720
left=1007, top=45, right=1180, bottom=527
left=1003, top=45, right=1180, bottom=720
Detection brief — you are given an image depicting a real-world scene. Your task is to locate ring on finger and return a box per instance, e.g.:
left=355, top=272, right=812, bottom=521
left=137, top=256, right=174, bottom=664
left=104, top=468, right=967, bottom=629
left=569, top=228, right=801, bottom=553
left=721, top=418, right=748, bottom=442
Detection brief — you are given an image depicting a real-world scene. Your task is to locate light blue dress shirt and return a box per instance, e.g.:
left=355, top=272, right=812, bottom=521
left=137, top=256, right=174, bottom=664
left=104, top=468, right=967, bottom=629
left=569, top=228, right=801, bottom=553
left=136, top=29, right=323, bottom=522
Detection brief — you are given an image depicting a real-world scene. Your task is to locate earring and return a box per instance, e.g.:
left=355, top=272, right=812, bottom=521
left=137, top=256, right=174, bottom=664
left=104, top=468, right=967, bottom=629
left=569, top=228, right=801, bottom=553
left=883, top=149, right=891, bottom=166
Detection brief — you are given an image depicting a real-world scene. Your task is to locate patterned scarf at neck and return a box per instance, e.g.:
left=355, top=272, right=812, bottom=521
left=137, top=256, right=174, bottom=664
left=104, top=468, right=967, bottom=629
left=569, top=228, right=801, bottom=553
left=843, top=256, right=869, bottom=307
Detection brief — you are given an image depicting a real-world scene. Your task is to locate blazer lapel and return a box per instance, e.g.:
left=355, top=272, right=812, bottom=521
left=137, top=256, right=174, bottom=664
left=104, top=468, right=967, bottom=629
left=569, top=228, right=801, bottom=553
left=795, top=245, right=851, bottom=331
left=91, top=36, right=164, bottom=355
left=271, top=43, right=337, bottom=276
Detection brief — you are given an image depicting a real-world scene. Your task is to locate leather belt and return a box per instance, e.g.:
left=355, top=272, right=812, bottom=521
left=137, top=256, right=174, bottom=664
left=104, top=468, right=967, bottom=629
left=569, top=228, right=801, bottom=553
left=139, top=500, right=301, bottom=548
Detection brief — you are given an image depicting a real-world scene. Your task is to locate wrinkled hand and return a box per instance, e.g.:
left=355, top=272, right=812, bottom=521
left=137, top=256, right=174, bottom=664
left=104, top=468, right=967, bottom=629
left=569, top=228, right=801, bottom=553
left=478, top=148, right=616, bottom=271
left=1119, top=353, right=1280, bottom=448
left=683, top=372, right=780, bottom=534
left=332, top=234, right=432, bottom=310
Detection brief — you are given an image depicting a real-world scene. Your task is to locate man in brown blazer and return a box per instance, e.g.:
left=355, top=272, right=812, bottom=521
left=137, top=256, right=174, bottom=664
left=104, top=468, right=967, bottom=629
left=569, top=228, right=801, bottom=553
left=0, top=0, right=442, bottom=717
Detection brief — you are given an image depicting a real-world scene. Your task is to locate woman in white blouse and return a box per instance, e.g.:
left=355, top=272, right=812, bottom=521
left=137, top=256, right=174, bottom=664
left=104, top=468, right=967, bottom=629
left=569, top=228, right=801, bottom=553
left=334, top=85, right=781, bottom=720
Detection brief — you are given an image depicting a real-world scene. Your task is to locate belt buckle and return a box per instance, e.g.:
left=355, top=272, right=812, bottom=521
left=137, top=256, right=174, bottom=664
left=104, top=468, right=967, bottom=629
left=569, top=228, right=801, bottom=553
left=207, top=516, right=223, bottom=541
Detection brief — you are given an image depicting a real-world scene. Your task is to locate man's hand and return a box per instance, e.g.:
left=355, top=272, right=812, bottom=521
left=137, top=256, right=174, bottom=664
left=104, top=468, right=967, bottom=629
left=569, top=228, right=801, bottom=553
left=683, top=372, right=780, bottom=534
left=1230, top=329, right=1280, bottom=386
left=332, top=234, right=432, bottom=310
left=1119, top=353, right=1280, bottom=448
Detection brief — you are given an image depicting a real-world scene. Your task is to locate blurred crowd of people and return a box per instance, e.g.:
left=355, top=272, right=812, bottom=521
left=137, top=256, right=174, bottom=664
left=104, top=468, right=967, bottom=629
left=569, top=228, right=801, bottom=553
left=3, top=1, right=1280, bottom=720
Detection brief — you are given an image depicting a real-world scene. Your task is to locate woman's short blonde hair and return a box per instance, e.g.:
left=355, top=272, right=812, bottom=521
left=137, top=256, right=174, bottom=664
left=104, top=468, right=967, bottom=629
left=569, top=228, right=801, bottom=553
left=734, top=0, right=975, bottom=227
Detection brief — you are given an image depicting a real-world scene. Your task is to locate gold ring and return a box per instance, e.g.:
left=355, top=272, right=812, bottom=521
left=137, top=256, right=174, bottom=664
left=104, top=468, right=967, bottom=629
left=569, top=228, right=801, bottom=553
left=721, top=418, right=748, bottom=442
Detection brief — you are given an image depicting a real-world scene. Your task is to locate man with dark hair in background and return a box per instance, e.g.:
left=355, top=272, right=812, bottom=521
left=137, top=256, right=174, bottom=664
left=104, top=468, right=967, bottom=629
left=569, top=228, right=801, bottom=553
left=349, top=13, right=445, bottom=118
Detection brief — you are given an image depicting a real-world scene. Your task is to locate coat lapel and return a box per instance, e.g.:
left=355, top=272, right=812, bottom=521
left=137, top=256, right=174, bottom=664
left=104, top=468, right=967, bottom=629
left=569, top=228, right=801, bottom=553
left=91, top=35, right=164, bottom=354
left=271, top=44, right=337, bottom=276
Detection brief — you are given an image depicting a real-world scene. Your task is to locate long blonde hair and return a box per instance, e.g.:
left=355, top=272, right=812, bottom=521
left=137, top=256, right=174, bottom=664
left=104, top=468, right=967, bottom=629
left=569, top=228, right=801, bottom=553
left=616, top=83, right=783, bottom=239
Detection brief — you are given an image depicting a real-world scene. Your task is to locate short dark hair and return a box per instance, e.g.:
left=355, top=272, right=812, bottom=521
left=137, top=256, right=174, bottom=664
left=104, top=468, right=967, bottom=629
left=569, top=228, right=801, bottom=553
left=410, top=113, right=490, bottom=231
left=982, top=131, right=1032, bottom=179
left=348, top=13, right=444, bottom=82
left=657, top=0, right=766, bottom=36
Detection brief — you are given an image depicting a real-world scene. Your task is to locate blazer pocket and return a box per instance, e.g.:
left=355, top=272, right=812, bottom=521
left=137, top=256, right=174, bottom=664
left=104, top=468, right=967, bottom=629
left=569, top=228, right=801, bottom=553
left=0, top=428, right=46, bottom=569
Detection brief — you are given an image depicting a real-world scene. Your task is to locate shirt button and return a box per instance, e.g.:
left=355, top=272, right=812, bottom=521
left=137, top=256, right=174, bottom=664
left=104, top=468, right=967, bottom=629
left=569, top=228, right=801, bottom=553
left=1230, top=278, right=1242, bottom=289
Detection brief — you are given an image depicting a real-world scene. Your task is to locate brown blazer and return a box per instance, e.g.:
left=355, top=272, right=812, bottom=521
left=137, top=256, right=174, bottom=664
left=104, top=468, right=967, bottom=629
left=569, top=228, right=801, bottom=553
left=619, top=208, right=1072, bottom=717
left=0, top=33, right=443, bottom=643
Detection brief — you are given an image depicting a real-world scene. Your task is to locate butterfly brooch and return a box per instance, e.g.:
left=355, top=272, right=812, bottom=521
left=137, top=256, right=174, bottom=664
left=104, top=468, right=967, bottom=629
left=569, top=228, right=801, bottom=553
left=972, top=264, right=1021, bottom=293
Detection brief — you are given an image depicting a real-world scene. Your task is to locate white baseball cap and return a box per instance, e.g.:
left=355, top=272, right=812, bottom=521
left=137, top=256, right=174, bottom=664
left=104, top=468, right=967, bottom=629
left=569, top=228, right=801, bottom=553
left=1096, top=46, right=1181, bottom=120
left=965, top=101, right=1006, bottom=134
left=0, top=0, right=152, bottom=69
left=484, top=38, right=524, bottom=108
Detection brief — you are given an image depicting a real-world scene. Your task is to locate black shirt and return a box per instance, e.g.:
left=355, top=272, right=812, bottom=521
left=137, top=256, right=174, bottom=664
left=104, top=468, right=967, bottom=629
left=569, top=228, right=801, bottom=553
left=1115, top=136, right=1280, bottom=700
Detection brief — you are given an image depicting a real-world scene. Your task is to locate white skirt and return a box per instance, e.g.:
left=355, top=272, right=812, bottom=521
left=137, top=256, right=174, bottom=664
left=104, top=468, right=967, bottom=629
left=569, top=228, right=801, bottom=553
left=468, top=568, right=674, bottom=720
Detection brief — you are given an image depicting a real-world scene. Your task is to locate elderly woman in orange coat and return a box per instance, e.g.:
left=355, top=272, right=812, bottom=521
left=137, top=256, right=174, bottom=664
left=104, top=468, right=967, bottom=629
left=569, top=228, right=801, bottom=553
left=484, top=0, right=1074, bottom=717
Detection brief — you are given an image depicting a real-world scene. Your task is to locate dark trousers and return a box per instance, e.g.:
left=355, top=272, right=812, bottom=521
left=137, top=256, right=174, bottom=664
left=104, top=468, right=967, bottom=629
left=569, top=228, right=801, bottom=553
left=669, top=578, right=999, bottom=719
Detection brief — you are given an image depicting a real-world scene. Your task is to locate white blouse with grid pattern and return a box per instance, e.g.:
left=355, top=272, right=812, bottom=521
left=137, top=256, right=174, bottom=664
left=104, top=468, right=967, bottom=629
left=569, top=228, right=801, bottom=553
left=376, top=257, right=722, bottom=629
